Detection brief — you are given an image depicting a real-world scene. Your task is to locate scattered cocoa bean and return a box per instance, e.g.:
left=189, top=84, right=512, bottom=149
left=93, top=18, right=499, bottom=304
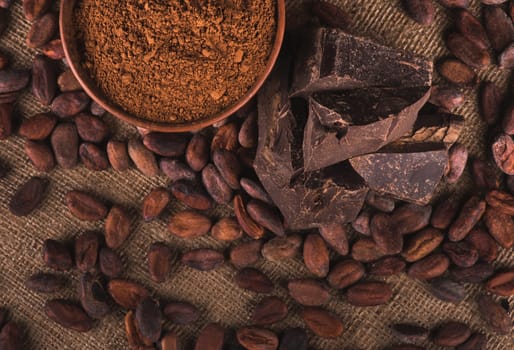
left=484, top=5, right=514, bottom=52
left=301, top=307, right=344, bottom=338
left=143, top=132, right=188, bottom=157
left=18, top=113, right=56, bottom=140
left=40, top=39, right=65, bottom=60
left=57, top=70, right=82, bottom=92
left=251, top=297, right=288, bottom=326
left=135, top=297, right=162, bottom=343
left=25, top=272, right=66, bottom=293
left=75, top=113, right=109, bottom=143
left=195, top=323, right=225, bottom=350
left=107, top=140, right=130, bottom=171
left=25, top=140, right=55, bottom=172
left=247, top=200, right=285, bottom=237
left=186, top=133, right=209, bottom=172
left=79, top=273, right=110, bottom=319
left=442, top=241, right=478, bottom=267
left=431, top=197, right=460, bottom=230
left=23, top=0, right=52, bottom=21
left=368, top=256, right=406, bottom=276
left=278, top=328, right=307, bottom=350
left=407, top=253, right=449, bottom=280
left=171, top=180, right=214, bottom=210
left=391, top=324, right=429, bottom=344
left=163, top=302, right=199, bottom=325
left=181, top=249, right=224, bottom=271
left=234, top=195, right=265, bottom=239
left=230, top=240, right=262, bottom=269
left=480, top=81, right=502, bottom=125
left=0, top=70, right=29, bottom=94
left=446, top=32, right=491, bottom=68
left=240, top=178, right=273, bottom=205
left=211, top=217, right=242, bottom=241
left=432, top=322, right=471, bottom=347
left=303, top=233, right=329, bottom=278
left=346, top=281, right=393, bottom=306
left=44, top=299, right=93, bottom=332
left=485, top=270, right=514, bottom=296
left=402, top=0, right=435, bottom=25
left=234, top=268, right=273, bottom=294
left=483, top=208, right=514, bottom=248
left=31, top=54, right=57, bottom=105
left=43, top=239, right=73, bottom=271
left=161, top=158, right=196, bottom=182
left=477, top=294, right=512, bottom=334
left=327, top=259, right=365, bottom=289
left=238, top=111, right=257, bottom=148
left=429, top=85, right=465, bottom=111
left=499, top=42, right=514, bottom=68
left=429, top=277, right=466, bottom=304
left=65, top=190, right=108, bottom=221
left=351, top=210, right=371, bottom=235
left=26, top=12, right=57, bottom=48
left=492, top=134, right=514, bottom=175
left=471, top=158, right=501, bottom=189
left=105, top=206, right=131, bottom=249
left=51, top=123, right=79, bottom=168
left=437, top=58, right=477, bottom=85
left=9, top=177, right=49, bottom=216
left=211, top=122, right=239, bottom=154
left=448, top=196, right=486, bottom=241
left=168, top=210, right=212, bottom=239
left=456, top=333, right=487, bottom=350
left=370, top=213, right=403, bottom=255
left=79, top=143, right=109, bottom=171
left=107, top=279, right=149, bottom=309
left=98, top=247, right=123, bottom=278
left=446, top=143, right=468, bottom=183
left=287, top=279, right=331, bottom=306
left=450, top=261, right=494, bottom=283
left=351, top=238, right=384, bottom=263
left=390, top=204, right=432, bottom=235
left=455, top=9, right=490, bottom=50
left=147, top=242, right=173, bottom=283
left=201, top=165, right=233, bottom=205
left=465, top=228, right=498, bottom=263
left=142, top=188, right=170, bottom=222
left=128, top=138, right=159, bottom=177
left=261, top=235, right=302, bottom=262
left=486, top=190, right=514, bottom=215
left=74, top=231, right=99, bottom=272
left=0, top=103, right=12, bottom=139
left=125, top=310, right=150, bottom=349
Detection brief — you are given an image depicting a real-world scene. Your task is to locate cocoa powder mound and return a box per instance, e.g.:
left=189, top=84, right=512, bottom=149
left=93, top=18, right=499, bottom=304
left=74, top=0, right=276, bottom=123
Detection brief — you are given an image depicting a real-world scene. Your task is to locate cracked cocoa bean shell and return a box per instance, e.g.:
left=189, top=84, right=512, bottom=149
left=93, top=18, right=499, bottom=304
left=211, top=122, right=238, bottom=154
left=492, top=134, right=514, bottom=175
left=74, top=231, right=99, bottom=272
left=9, top=176, right=49, bottom=216
left=40, top=39, right=65, bottom=60
left=429, top=85, right=465, bottom=111
left=18, top=113, right=57, bottom=140
left=234, top=195, right=265, bottom=239
left=125, top=310, right=151, bottom=349
left=65, top=190, right=107, bottom=221
left=44, top=299, right=93, bottom=332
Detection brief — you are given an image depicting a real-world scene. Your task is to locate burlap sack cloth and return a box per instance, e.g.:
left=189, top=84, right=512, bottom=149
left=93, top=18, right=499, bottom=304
left=0, top=0, right=512, bottom=349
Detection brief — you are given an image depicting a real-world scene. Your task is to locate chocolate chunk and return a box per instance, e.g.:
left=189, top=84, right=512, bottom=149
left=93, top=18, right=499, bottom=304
left=254, top=54, right=368, bottom=229
left=350, top=143, right=449, bottom=205
left=304, top=86, right=430, bottom=171
left=290, top=28, right=432, bottom=97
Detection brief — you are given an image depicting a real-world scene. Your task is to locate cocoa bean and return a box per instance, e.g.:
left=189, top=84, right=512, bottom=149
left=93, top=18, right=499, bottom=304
left=160, top=158, right=196, bottom=182
left=211, top=122, right=239, bottom=154
left=240, top=178, right=273, bottom=205
left=24, top=130, right=55, bottom=170
left=450, top=261, right=494, bottom=283
left=23, top=0, right=52, bottom=21
left=78, top=273, right=110, bottom=319
left=234, top=268, right=273, bottom=293
left=19, top=113, right=56, bottom=140
left=211, top=217, right=242, bottom=241
left=26, top=12, right=57, bottom=48
left=327, top=259, right=365, bottom=289
left=106, top=140, right=130, bottom=171
left=370, top=213, right=403, bottom=255
left=125, top=310, right=150, bottom=349
left=446, top=143, right=468, bottom=183
left=0, top=321, right=22, bottom=350
left=429, top=85, right=465, bottom=111
left=43, top=239, right=73, bottom=271
left=303, top=234, right=329, bottom=278
left=107, top=279, right=149, bottom=309
left=391, top=324, right=429, bottom=344
left=163, top=302, right=199, bottom=325
left=128, top=138, right=159, bottom=177
left=51, top=123, right=78, bottom=168
left=351, top=210, right=371, bottom=235
left=247, top=200, right=285, bottom=237
left=181, top=249, right=224, bottom=271
left=186, top=133, right=209, bottom=172
left=79, top=143, right=109, bottom=171
left=75, top=113, right=109, bottom=143
left=31, top=54, right=57, bottom=105
left=484, top=5, right=514, bottom=52
left=135, top=297, right=162, bottom=343
left=9, top=177, right=49, bottom=216
left=278, top=328, right=307, bottom=350
left=143, top=132, right=188, bottom=157
left=74, top=231, right=99, bottom=272
left=65, top=190, right=107, bottom=221
left=428, top=277, right=466, bottom=304
left=365, top=192, right=395, bottom=213
left=0, top=70, right=29, bottom=94
left=390, top=204, right=432, bottom=235
left=471, top=158, right=501, bottom=189
left=407, top=253, right=449, bottom=280
left=432, top=322, right=471, bottom=347
left=483, top=208, right=514, bottom=248
left=446, top=32, right=491, bottom=68
left=0, top=103, right=12, bottom=139
left=40, top=39, right=65, bottom=60
left=44, top=299, right=93, bottom=332
left=480, top=81, right=502, bottom=125
left=147, top=242, right=173, bottom=283
left=237, top=327, right=278, bottom=350
left=402, top=0, right=435, bottom=25
left=300, top=307, right=344, bottom=338
left=168, top=210, right=212, bottom=239
left=57, top=70, right=82, bottom=92
left=465, top=228, right=498, bottom=263
left=448, top=196, right=486, bottom=241
left=98, top=247, right=122, bottom=278
left=346, top=281, right=393, bottom=306
left=477, top=294, right=512, bottom=334
left=431, top=197, right=460, bottom=230
left=195, top=324, right=225, bottom=350
left=492, top=134, right=514, bottom=175
left=456, top=333, right=487, bottom=350
left=455, top=9, right=490, bottom=50
left=25, top=272, right=66, bottom=293
left=251, top=297, right=288, bottom=326
left=261, top=235, right=302, bottom=262
left=288, top=279, right=331, bottom=306
left=442, top=241, right=479, bottom=267
left=142, top=188, right=170, bottom=222
left=485, top=270, right=514, bottom=296
left=234, top=195, right=265, bottom=239
left=230, top=240, right=262, bottom=269
left=318, top=223, right=349, bottom=255
left=486, top=190, right=514, bottom=215
left=499, top=42, right=514, bottom=68
left=201, top=164, right=232, bottom=205
left=351, top=238, right=384, bottom=263
left=105, top=206, right=131, bottom=249
left=239, top=111, right=257, bottom=148
left=171, top=180, right=213, bottom=210
left=368, top=256, right=406, bottom=276
left=437, top=58, right=477, bottom=85
left=402, top=228, right=444, bottom=263
left=212, top=149, right=241, bottom=189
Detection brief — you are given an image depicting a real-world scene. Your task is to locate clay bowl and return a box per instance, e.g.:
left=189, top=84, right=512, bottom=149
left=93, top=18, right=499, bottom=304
left=60, top=0, right=286, bottom=133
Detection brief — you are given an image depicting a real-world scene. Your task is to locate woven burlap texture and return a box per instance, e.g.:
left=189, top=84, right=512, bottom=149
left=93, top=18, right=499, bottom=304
left=0, top=0, right=512, bottom=349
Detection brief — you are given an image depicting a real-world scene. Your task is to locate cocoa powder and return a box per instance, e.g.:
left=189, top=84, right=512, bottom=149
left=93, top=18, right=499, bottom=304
left=74, top=0, right=276, bottom=122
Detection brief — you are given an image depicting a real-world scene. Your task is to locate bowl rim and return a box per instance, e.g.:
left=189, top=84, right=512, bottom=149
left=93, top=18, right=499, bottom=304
left=60, top=0, right=286, bottom=133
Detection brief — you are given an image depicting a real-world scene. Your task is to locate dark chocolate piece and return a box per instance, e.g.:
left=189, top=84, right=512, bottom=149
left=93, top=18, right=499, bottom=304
left=290, top=28, right=432, bottom=97
left=254, top=54, right=368, bottom=229
left=350, top=143, right=449, bottom=205
left=303, top=87, right=430, bottom=171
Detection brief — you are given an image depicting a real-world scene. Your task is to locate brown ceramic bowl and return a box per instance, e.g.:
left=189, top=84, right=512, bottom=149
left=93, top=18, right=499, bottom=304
left=60, top=0, right=286, bottom=133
